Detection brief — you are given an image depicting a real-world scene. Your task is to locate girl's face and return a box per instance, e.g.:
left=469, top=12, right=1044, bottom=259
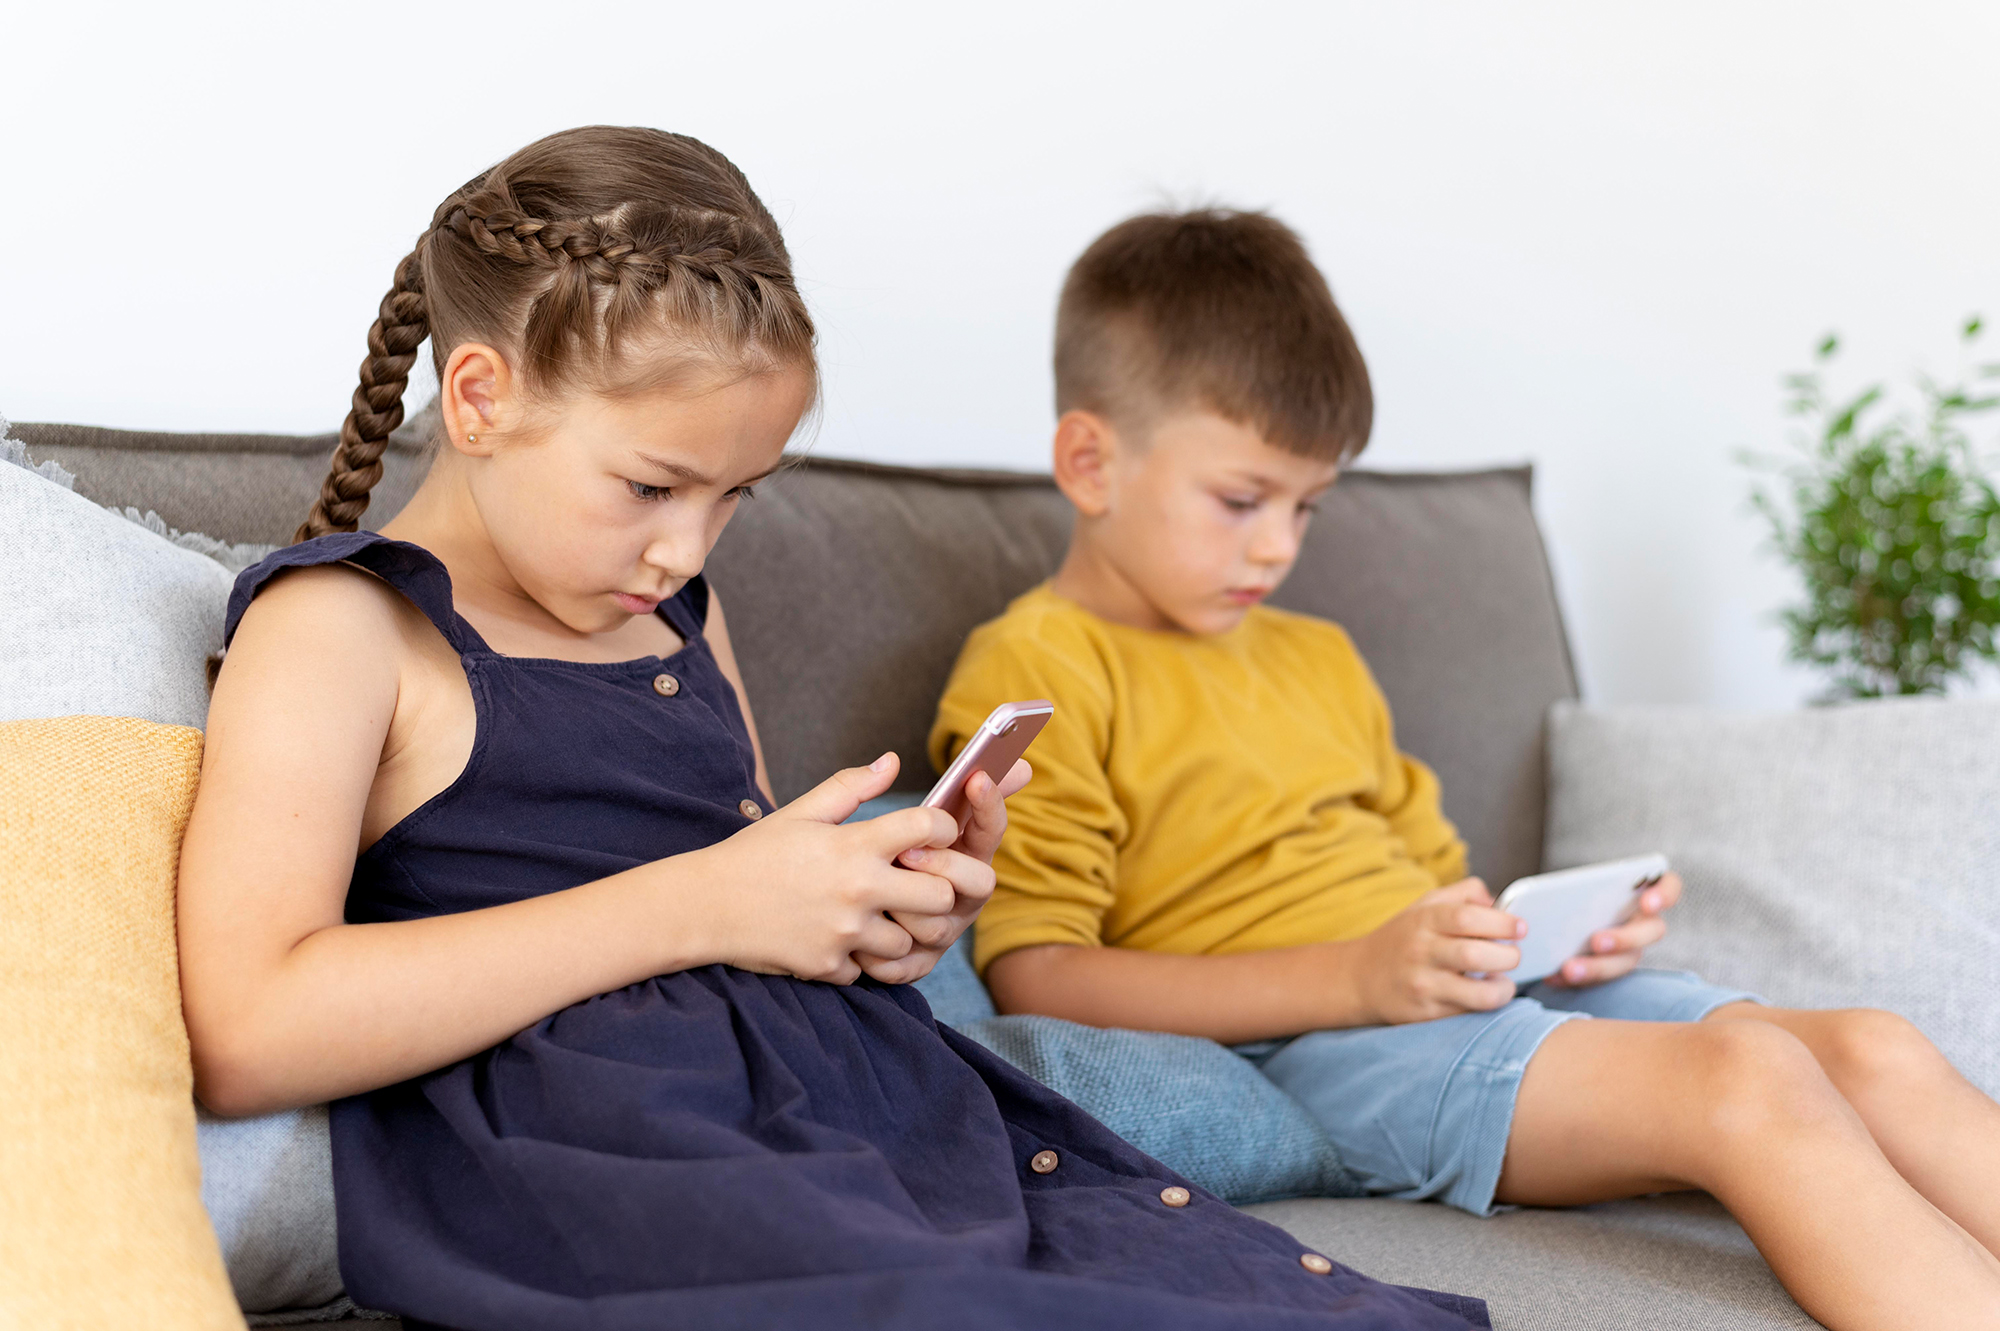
left=464, top=364, right=814, bottom=635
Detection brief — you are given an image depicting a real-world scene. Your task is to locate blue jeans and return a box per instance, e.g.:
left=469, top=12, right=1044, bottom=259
left=1235, top=968, right=1759, bottom=1215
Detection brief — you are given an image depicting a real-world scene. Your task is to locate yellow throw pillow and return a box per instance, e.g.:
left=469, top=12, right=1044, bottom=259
left=0, top=716, right=244, bottom=1329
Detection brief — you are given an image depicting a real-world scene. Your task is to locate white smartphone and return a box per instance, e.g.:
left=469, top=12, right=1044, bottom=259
left=1491, top=853, right=1670, bottom=984
left=924, top=700, right=1053, bottom=828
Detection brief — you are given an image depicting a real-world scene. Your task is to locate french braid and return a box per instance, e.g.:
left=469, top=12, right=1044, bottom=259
left=295, top=248, right=429, bottom=540
left=295, top=127, right=815, bottom=543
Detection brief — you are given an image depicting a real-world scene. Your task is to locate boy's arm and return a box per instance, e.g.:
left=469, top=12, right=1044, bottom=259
left=1371, top=753, right=1467, bottom=885
left=929, top=627, right=1126, bottom=971
left=986, top=879, right=1522, bottom=1042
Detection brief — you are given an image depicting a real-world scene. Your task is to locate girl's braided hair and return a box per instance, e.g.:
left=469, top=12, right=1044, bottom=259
left=296, top=126, right=816, bottom=542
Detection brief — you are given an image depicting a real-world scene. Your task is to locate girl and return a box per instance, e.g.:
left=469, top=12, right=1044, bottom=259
left=175, top=127, right=1487, bottom=1331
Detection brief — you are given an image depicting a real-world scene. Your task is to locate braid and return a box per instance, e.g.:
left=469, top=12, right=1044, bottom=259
left=438, top=194, right=806, bottom=387
left=298, top=129, right=817, bottom=543
left=295, top=247, right=429, bottom=542
left=447, top=198, right=790, bottom=307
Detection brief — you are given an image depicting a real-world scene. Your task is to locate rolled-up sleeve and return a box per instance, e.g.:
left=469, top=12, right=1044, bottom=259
left=928, top=624, right=1125, bottom=975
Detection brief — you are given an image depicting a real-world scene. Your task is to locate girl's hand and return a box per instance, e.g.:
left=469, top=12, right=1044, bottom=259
left=1539, top=871, right=1681, bottom=988
left=693, top=753, right=960, bottom=985
left=1345, top=879, right=1523, bottom=1024
left=941, top=759, right=1033, bottom=866
left=860, top=760, right=1032, bottom=985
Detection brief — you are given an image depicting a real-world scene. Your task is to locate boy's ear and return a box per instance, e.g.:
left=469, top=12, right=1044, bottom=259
left=439, top=342, right=516, bottom=457
left=1052, top=410, right=1120, bottom=518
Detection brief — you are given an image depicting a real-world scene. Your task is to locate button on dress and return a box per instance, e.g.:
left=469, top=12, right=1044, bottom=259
left=225, top=533, right=1488, bottom=1331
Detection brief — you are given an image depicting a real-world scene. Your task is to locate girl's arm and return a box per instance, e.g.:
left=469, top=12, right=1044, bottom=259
left=178, top=568, right=975, bottom=1117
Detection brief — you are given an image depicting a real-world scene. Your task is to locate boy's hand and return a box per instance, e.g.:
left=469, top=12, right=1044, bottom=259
left=1348, top=879, right=1523, bottom=1024
left=1539, top=871, right=1681, bottom=988
left=859, top=760, right=1032, bottom=985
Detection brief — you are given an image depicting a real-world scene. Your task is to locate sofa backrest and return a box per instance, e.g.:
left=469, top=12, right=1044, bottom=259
left=16, top=418, right=435, bottom=548
left=18, top=421, right=1577, bottom=888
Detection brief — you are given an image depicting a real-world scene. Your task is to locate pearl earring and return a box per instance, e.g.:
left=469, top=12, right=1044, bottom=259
left=467, top=433, right=477, bottom=444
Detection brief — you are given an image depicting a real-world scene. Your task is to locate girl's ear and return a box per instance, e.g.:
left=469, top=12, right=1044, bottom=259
left=439, top=343, right=516, bottom=457
left=1052, top=410, right=1121, bottom=518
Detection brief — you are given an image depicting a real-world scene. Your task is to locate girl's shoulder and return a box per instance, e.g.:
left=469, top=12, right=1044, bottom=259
left=219, top=537, right=460, bottom=707
left=225, top=534, right=460, bottom=650
left=219, top=563, right=422, bottom=712
left=230, top=558, right=414, bottom=644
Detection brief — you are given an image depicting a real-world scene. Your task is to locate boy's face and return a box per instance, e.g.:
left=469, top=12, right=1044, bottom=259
left=1073, top=408, right=1339, bottom=635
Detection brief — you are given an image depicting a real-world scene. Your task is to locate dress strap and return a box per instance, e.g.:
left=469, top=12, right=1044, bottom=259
left=225, top=532, right=483, bottom=654
left=657, top=574, right=710, bottom=643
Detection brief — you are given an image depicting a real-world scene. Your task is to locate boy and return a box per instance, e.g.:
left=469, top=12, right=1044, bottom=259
left=929, top=209, right=2000, bottom=1330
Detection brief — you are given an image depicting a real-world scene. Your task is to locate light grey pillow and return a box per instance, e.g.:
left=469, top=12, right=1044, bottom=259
left=0, top=456, right=235, bottom=729
left=1544, top=698, right=2000, bottom=1097
left=104, top=504, right=276, bottom=577
left=198, top=1106, right=343, bottom=1316
left=3, top=418, right=275, bottom=568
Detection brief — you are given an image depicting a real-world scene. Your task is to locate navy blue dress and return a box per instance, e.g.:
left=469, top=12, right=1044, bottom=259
left=226, top=534, right=1488, bottom=1331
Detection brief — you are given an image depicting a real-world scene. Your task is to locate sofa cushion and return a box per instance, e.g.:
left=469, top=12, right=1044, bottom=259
left=709, top=459, right=1576, bottom=889
left=1246, top=1195, right=1815, bottom=1329
left=101, top=1190, right=1819, bottom=1331
left=99, top=1195, right=1819, bottom=1331
left=1544, top=697, right=2000, bottom=1099
left=0, top=716, right=244, bottom=1330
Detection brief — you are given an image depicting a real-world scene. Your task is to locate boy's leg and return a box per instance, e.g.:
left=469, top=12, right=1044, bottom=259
left=1498, top=1016, right=2000, bottom=1331
left=1704, top=1002, right=2000, bottom=1258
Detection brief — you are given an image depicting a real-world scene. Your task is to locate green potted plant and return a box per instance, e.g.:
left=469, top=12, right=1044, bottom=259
left=1746, top=318, right=2000, bottom=698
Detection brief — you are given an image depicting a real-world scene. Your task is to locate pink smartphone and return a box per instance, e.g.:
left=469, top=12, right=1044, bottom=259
left=923, top=700, right=1054, bottom=827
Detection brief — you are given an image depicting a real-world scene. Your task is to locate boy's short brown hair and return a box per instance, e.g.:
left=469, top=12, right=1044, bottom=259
left=1054, top=208, right=1371, bottom=463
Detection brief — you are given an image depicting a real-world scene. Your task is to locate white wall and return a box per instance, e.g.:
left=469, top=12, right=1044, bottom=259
left=8, top=0, right=1997, bottom=708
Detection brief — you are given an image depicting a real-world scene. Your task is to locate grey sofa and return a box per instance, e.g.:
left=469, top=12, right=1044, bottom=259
left=17, top=417, right=1820, bottom=1330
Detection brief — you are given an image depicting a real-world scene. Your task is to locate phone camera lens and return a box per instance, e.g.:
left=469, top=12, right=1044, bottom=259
left=999, top=721, right=1018, bottom=736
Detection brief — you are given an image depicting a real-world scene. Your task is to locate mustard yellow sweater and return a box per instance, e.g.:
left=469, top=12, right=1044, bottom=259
left=929, top=585, right=1467, bottom=977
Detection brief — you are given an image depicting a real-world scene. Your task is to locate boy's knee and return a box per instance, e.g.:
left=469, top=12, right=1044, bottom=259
left=1684, top=1021, right=1852, bottom=1159
left=1813, top=1008, right=1945, bottom=1098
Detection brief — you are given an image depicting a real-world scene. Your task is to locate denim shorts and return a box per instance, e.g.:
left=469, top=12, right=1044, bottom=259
left=1236, top=968, right=1759, bottom=1216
